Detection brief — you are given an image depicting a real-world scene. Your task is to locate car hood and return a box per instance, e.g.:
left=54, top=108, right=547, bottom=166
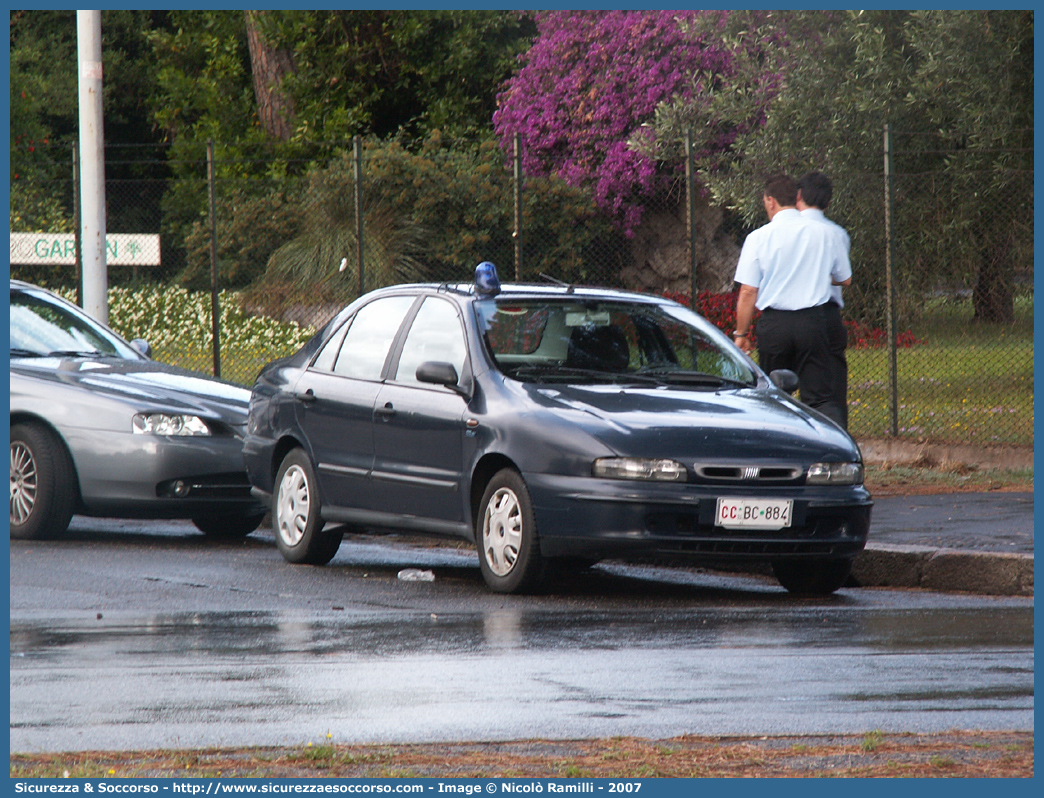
left=520, top=382, right=861, bottom=462
left=11, top=356, right=251, bottom=423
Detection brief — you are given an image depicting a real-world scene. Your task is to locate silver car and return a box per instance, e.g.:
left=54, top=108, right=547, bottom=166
left=9, top=280, right=266, bottom=540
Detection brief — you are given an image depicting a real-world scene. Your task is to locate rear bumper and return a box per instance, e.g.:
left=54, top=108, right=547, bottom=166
left=243, top=433, right=280, bottom=497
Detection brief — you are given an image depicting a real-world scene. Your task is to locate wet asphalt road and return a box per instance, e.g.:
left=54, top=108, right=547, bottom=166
left=9, top=519, right=1035, bottom=753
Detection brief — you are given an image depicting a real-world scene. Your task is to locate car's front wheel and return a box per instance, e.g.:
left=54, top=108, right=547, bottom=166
left=273, top=449, right=343, bottom=564
left=10, top=422, right=77, bottom=540
left=772, top=558, right=853, bottom=595
left=477, top=468, right=544, bottom=594
left=192, top=513, right=265, bottom=539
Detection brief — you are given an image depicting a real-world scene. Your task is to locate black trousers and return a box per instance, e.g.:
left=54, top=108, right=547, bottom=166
left=757, top=304, right=847, bottom=428
left=822, top=301, right=849, bottom=429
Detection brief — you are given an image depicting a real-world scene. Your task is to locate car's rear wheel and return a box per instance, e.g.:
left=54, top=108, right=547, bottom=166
left=273, top=449, right=343, bottom=564
left=192, top=513, right=265, bottom=539
left=477, top=468, right=544, bottom=594
left=10, top=422, right=76, bottom=540
left=772, top=558, right=853, bottom=595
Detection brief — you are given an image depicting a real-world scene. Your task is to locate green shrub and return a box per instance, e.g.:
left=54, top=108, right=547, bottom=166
left=180, top=184, right=305, bottom=291
left=170, top=134, right=624, bottom=318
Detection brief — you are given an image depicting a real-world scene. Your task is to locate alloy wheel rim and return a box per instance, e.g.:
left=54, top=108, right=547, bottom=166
left=10, top=442, right=37, bottom=526
left=276, top=464, right=309, bottom=547
left=482, top=487, right=522, bottom=576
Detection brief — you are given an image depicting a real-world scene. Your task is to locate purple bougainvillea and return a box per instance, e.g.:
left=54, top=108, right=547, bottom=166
left=493, top=11, right=742, bottom=234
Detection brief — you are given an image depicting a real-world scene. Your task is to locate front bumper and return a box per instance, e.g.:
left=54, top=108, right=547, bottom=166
left=525, top=473, right=872, bottom=563
left=65, top=427, right=265, bottom=518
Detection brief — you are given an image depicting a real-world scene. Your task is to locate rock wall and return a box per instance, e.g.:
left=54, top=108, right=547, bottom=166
left=620, top=200, right=740, bottom=296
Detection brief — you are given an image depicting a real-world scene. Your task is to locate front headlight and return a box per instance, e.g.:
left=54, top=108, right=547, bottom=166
left=132, top=413, right=211, bottom=436
left=806, top=462, right=864, bottom=485
left=593, top=457, right=687, bottom=482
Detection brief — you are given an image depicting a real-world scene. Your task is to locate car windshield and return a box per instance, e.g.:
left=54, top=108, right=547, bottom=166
left=477, top=297, right=757, bottom=388
left=10, top=289, right=141, bottom=360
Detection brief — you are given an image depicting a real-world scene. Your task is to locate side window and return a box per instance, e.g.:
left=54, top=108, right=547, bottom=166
left=395, top=297, right=467, bottom=384
left=311, top=322, right=350, bottom=372
left=332, top=295, right=416, bottom=380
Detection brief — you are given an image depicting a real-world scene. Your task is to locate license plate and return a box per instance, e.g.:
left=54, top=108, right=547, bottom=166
left=715, top=498, right=793, bottom=529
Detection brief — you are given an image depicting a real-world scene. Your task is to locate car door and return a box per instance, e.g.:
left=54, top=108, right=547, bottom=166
left=294, top=294, right=418, bottom=512
left=371, top=296, right=470, bottom=528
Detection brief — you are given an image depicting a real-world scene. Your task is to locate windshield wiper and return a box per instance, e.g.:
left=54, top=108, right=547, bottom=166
left=10, top=348, right=45, bottom=358
left=505, top=364, right=664, bottom=386
left=46, top=349, right=106, bottom=358
left=636, top=366, right=753, bottom=388
left=662, top=372, right=753, bottom=388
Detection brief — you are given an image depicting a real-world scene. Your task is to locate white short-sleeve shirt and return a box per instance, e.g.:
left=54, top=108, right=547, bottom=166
left=734, top=208, right=851, bottom=310
left=801, top=208, right=851, bottom=308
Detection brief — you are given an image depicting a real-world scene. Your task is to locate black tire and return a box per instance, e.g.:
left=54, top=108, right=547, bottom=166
left=192, top=513, right=266, bottom=539
left=10, top=422, right=77, bottom=540
left=272, top=449, right=342, bottom=564
left=476, top=468, right=544, bottom=594
left=772, top=558, right=853, bottom=595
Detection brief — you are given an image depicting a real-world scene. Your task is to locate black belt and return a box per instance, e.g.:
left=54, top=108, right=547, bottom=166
left=763, top=302, right=834, bottom=313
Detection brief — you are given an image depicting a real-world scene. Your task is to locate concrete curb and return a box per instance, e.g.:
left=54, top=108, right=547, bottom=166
left=853, top=543, right=1034, bottom=596
left=856, top=438, right=1034, bottom=470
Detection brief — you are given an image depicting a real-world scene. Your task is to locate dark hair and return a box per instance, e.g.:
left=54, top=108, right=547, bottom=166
left=763, top=174, right=798, bottom=206
left=797, top=171, right=833, bottom=209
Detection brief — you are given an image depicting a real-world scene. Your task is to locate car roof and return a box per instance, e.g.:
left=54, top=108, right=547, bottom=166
left=368, top=281, right=670, bottom=306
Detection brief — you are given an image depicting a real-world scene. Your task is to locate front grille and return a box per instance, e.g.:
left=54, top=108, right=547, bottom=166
left=692, top=463, right=803, bottom=482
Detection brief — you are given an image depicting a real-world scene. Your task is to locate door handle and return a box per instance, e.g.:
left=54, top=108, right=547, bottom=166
left=374, top=402, right=396, bottom=420
left=295, top=389, right=316, bottom=404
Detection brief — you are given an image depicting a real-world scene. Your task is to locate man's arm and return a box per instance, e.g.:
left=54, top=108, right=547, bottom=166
left=733, top=283, right=759, bottom=354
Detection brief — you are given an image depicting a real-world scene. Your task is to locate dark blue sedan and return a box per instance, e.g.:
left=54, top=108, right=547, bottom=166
left=244, top=264, right=871, bottom=594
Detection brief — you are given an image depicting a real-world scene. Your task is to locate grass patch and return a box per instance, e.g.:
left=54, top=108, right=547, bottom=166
left=864, top=462, right=1033, bottom=495
left=861, top=730, right=885, bottom=752
left=9, top=732, right=1033, bottom=778
left=847, top=295, right=1033, bottom=446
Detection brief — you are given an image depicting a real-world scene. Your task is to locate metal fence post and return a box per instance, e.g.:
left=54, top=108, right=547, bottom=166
left=207, top=139, right=221, bottom=378
left=513, top=132, right=523, bottom=282
left=883, top=124, right=898, bottom=436
left=685, top=129, right=698, bottom=304
left=353, top=136, right=365, bottom=296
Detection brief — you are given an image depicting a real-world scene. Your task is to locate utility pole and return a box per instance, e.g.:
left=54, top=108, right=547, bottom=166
left=77, top=10, right=107, bottom=323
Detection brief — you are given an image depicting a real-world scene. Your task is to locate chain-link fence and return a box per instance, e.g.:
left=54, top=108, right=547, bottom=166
left=9, top=132, right=1033, bottom=448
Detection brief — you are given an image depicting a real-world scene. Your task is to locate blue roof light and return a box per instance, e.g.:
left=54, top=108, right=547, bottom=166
left=475, top=261, right=501, bottom=297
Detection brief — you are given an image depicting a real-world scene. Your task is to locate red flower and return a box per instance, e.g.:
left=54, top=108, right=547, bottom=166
left=845, top=320, right=923, bottom=349
left=665, top=291, right=924, bottom=350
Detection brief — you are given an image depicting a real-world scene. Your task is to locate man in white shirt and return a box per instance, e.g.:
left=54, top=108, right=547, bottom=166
left=797, top=171, right=851, bottom=429
left=732, top=174, right=851, bottom=427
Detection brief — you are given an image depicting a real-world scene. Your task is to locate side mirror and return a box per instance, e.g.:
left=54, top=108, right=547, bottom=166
left=416, top=361, right=469, bottom=397
left=769, top=369, right=799, bottom=393
left=130, top=338, right=152, bottom=358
